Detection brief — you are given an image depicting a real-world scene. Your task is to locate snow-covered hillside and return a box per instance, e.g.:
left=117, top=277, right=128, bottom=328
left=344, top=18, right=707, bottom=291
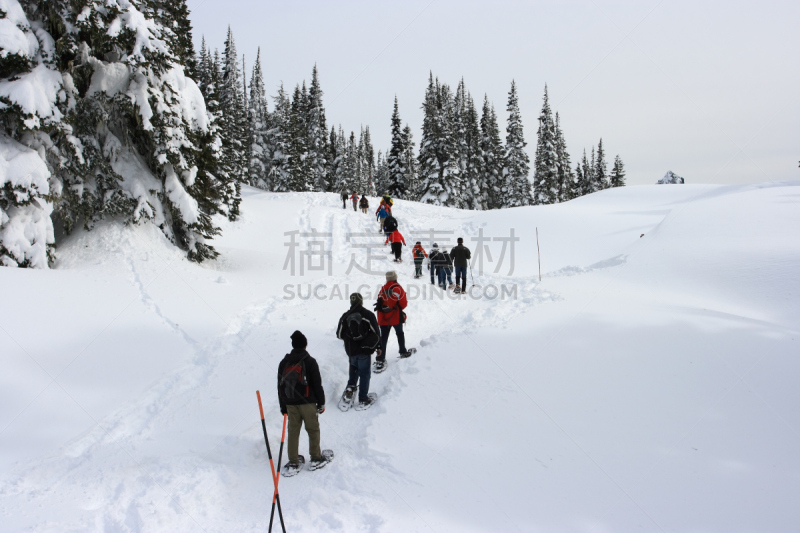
left=2, top=183, right=799, bottom=532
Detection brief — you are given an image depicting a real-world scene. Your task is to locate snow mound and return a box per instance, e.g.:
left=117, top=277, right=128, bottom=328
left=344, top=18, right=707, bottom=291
left=657, top=170, right=685, bottom=184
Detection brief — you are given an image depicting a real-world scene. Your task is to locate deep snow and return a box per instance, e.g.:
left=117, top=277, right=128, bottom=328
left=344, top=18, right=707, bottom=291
left=1, top=183, right=799, bottom=532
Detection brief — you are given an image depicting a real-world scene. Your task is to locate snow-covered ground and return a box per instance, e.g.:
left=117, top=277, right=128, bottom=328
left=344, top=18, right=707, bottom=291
left=2, top=182, right=799, bottom=532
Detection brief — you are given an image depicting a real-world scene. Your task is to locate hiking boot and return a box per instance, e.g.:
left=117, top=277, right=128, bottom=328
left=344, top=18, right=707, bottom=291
left=344, top=387, right=355, bottom=400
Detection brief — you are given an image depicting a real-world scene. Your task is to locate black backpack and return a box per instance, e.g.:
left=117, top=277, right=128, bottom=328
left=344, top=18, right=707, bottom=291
left=384, top=216, right=398, bottom=233
left=280, top=358, right=309, bottom=400
left=343, top=310, right=380, bottom=354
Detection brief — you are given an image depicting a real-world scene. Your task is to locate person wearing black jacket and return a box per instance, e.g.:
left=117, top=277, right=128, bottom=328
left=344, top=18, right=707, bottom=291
left=450, top=237, right=472, bottom=293
left=336, top=293, right=380, bottom=405
left=278, top=331, right=326, bottom=469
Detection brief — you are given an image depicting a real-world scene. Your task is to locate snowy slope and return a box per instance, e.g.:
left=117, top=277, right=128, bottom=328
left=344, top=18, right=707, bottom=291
left=1, top=183, right=799, bottom=532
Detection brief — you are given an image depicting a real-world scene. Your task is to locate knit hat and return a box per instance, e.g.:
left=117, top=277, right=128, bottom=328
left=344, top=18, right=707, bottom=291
left=432, top=243, right=439, bottom=248
left=416, top=241, right=421, bottom=245
left=350, top=292, right=363, bottom=306
left=386, top=271, right=398, bottom=282
left=290, top=330, right=307, bottom=349
left=457, top=237, right=463, bottom=244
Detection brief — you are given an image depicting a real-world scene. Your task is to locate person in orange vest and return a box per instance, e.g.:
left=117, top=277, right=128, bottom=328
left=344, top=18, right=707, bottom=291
left=411, top=242, right=427, bottom=279
left=384, top=228, right=406, bottom=262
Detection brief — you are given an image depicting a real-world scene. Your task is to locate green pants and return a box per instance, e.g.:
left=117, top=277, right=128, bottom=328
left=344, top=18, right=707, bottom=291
left=286, top=403, right=322, bottom=463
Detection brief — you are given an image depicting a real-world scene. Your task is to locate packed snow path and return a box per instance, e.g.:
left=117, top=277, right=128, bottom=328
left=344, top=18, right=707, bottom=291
left=2, top=183, right=799, bottom=532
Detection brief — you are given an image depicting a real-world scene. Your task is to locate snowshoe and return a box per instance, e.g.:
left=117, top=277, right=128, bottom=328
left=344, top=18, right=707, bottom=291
left=355, top=393, right=378, bottom=411
left=338, top=386, right=356, bottom=412
left=399, top=348, right=417, bottom=359
left=309, top=449, right=334, bottom=471
left=281, top=455, right=305, bottom=477
left=453, top=286, right=462, bottom=294
left=448, top=283, right=455, bottom=290
left=372, top=360, right=387, bottom=374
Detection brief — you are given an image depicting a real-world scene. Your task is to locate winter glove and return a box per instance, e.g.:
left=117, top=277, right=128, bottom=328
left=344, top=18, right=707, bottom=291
left=317, top=405, right=325, bottom=414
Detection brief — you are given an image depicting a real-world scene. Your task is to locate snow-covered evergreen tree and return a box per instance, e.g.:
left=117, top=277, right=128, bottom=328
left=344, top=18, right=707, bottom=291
left=532, top=85, right=558, bottom=205
left=307, top=65, right=329, bottom=191
left=268, top=84, right=292, bottom=192
left=504, top=80, right=533, bottom=207
left=610, top=155, right=626, bottom=187
left=462, top=93, right=484, bottom=210
left=287, top=83, right=312, bottom=191
left=594, top=138, right=608, bottom=190
left=247, top=48, right=269, bottom=189
left=0, top=0, right=61, bottom=267
left=359, top=126, right=375, bottom=195
left=374, top=150, right=388, bottom=196
left=401, top=124, right=418, bottom=198
left=416, top=73, right=461, bottom=206
left=386, top=96, right=409, bottom=198
left=219, top=27, right=247, bottom=217
left=480, top=96, right=505, bottom=210
left=554, top=112, right=574, bottom=202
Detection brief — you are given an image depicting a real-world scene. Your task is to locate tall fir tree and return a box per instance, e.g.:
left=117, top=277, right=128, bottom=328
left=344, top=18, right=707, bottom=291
left=480, top=96, right=506, bottom=210
left=220, top=27, right=246, bottom=217
left=268, top=84, right=292, bottom=192
left=594, top=138, right=608, bottom=190
left=504, top=80, right=533, bottom=207
left=401, top=124, right=418, bottom=198
left=287, top=83, right=312, bottom=191
left=307, top=65, right=329, bottom=191
left=554, top=112, right=574, bottom=202
left=610, top=155, right=626, bottom=187
left=462, top=92, right=484, bottom=210
left=359, top=126, right=375, bottom=195
left=386, top=96, right=409, bottom=198
left=416, top=73, right=461, bottom=206
left=532, top=85, right=558, bottom=205
left=247, top=48, right=270, bottom=189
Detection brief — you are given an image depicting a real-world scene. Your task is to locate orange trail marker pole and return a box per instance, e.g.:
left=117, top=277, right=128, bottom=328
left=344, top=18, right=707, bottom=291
left=269, top=413, right=289, bottom=533
left=256, top=391, right=286, bottom=533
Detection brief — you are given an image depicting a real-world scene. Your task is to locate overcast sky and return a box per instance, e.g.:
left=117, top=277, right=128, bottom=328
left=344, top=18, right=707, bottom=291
left=187, top=0, right=799, bottom=186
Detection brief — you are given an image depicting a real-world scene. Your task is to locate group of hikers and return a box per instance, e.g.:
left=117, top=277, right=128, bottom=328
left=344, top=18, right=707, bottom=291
left=341, top=189, right=370, bottom=214
left=277, top=269, right=413, bottom=476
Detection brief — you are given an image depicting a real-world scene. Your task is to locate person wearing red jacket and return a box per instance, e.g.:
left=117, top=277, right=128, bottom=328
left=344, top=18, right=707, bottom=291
left=384, top=229, right=406, bottom=262
left=374, top=271, right=412, bottom=372
left=350, top=192, right=359, bottom=211
left=411, top=242, right=427, bottom=278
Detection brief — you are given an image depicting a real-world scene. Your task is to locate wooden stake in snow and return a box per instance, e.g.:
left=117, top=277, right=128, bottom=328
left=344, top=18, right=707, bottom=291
left=536, top=227, right=541, bottom=282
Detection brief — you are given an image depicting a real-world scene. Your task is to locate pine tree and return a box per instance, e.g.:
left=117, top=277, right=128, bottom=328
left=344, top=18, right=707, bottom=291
left=480, top=96, right=505, bottom=209
left=247, top=48, right=270, bottom=189
left=220, top=27, right=246, bottom=217
left=532, top=85, right=558, bottom=205
left=401, top=124, right=418, bottom=198
left=268, top=84, right=292, bottom=192
left=416, top=73, right=461, bottom=206
left=386, top=96, right=409, bottom=198
left=307, top=65, right=329, bottom=191
left=462, top=93, right=484, bottom=210
left=610, top=155, right=626, bottom=187
left=359, top=126, right=375, bottom=195
left=287, top=83, right=312, bottom=191
left=594, top=138, right=608, bottom=190
left=504, top=80, right=533, bottom=207
left=554, top=112, right=574, bottom=202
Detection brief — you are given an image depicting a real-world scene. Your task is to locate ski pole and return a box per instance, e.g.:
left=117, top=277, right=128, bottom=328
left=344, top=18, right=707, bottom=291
left=269, top=413, right=288, bottom=533
left=256, top=392, right=286, bottom=533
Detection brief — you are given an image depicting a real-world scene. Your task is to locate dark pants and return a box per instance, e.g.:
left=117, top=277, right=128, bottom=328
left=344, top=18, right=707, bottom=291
left=455, top=266, right=468, bottom=290
left=342, top=198, right=346, bottom=209
left=430, top=262, right=435, bottom=284
left=391, top=242, right=402, bottom=261
left=379, top=324, right=406, bottom=359
left=436, top=267, right=447, bottom=288
left=347, top=355, right=371, bottom=400
left=414, top=258, right=423, bottom=277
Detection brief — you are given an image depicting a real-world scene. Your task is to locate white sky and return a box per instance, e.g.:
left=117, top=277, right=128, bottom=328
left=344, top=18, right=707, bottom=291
left=188, top=0, right=799, bottom=186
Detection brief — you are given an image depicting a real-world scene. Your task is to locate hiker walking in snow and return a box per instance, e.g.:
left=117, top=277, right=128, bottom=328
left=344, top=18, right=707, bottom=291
left=373, top=271, right=413, bottom=372
left=450, top=238, right=472, bottom=294
left=412, top=242, right=427, bottom=279
left=359, top=196, right=369, bottom=214
left=442, top=248, right=454, bottom=288
left=385, top=228, right=406, bottom=262
left=350, top=192, right=359, bottom=211
left=429, top=243, right=445, bottom=287
left=376, top=204, right=389, bottom=232
left=278, top=331, right=330, bottom=474
left=336, top=293, right=381, bottom=409
left=378, top=194, right=393, bottom=216
left=340, top=189, right=348, bottom=209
